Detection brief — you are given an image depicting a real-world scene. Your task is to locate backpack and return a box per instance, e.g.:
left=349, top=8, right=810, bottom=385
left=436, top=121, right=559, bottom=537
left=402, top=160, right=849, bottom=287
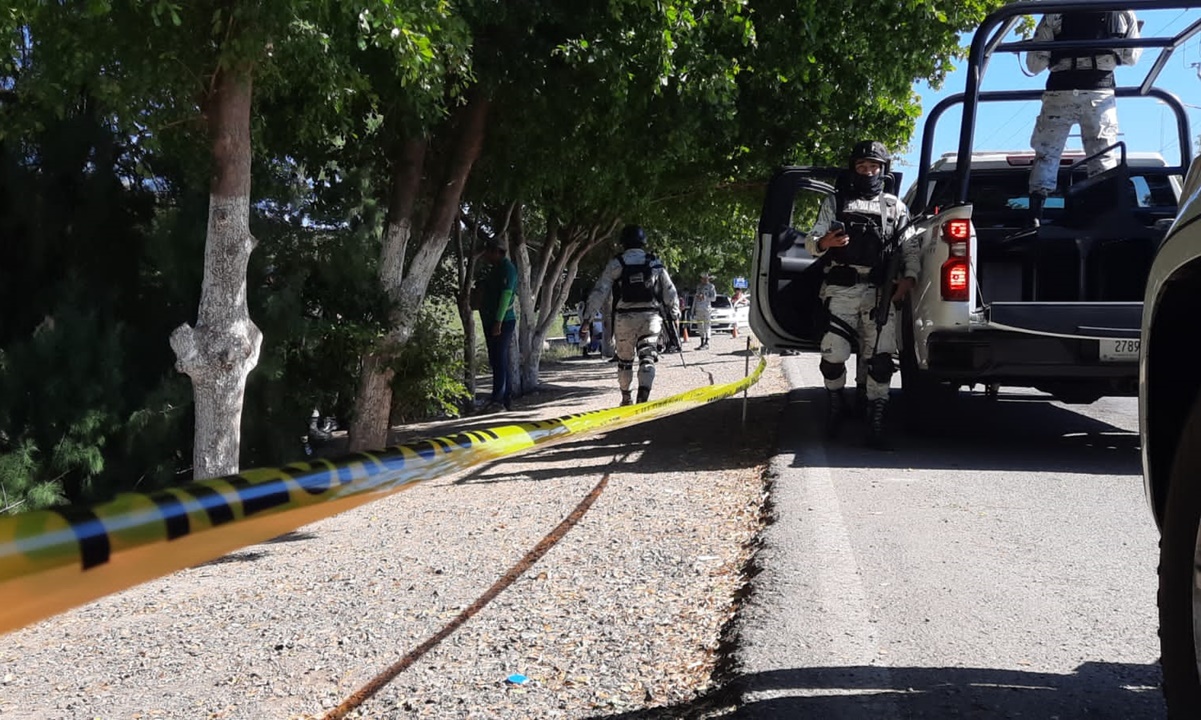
left=615, top=252, right=659, bottom=305
left=1050, top=11, right=1125, bottom=69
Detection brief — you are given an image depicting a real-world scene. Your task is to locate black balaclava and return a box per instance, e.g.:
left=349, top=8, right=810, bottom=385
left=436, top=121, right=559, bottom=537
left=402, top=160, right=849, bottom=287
left=850, top=171, right=883, bottom=199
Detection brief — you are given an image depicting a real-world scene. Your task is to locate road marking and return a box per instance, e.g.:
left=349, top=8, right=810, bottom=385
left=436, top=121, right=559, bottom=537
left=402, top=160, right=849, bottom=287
left=736, top=358, right=900, bottom=717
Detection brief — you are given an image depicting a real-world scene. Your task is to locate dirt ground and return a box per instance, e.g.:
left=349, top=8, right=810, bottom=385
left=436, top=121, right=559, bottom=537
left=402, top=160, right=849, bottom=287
left=0, top=329, right=789, bottom=720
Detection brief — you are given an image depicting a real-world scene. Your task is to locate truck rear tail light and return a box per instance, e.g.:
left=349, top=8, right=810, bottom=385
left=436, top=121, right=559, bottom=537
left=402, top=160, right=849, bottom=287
left=942, top=218, right=970, bottom=242
left=940, top=218, right=970, bottom=300
left=941, top=258, right=970, bottom=301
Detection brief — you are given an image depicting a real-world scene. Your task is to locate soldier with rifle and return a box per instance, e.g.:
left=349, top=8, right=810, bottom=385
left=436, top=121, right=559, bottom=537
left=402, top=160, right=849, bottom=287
left=583, top=225, right=681, bottom=406
left=803, top=141, right=921, bottom=449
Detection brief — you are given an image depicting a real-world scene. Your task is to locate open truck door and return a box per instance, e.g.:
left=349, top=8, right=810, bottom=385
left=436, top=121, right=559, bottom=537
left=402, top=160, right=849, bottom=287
left=751, top=166, right=902, bottom=353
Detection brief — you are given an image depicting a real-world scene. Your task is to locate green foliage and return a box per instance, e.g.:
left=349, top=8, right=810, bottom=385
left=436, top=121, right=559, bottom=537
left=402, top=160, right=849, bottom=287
left=239, top=201, right=392, bottom=466
left=1, top=0, right=1017, bottom=508
left=388, top=302, right=469, bottom=424
left=0, top=306, right=190, bottom=506
left=0, top=439, right=65, bottom=514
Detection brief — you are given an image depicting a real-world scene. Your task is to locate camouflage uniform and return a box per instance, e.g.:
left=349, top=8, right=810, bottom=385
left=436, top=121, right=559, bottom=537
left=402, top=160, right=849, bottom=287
left=1026, top=10, right=1142, bottom=196
left=693, top=278, right=717, bottom=347
left=806, top=194, right=920, bottom=404
left=584, top=245, right=680, bottom=405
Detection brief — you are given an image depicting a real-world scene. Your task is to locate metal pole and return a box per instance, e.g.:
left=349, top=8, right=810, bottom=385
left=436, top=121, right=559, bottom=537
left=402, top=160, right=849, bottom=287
left=742, top=337, right=752, bottom=429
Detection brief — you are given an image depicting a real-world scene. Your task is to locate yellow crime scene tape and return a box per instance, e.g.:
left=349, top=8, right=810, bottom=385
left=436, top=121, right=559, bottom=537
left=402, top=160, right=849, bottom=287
left=0, top=356, right=766, bottom=636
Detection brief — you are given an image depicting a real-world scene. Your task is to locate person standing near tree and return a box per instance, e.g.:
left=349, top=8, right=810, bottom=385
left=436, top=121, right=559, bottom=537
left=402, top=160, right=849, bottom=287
left=477, top=239, right=518, bottom=412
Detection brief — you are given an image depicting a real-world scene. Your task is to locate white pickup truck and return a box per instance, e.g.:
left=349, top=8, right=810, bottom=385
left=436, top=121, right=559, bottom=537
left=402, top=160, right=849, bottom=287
left=750, top=0, right=1191, bottom=409
left=896, top=149, right=1180, bottom=404
left=750, top=148, right=1181, bottom=405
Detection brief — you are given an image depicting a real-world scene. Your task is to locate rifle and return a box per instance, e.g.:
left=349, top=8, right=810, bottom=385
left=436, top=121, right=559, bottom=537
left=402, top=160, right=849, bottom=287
left=871, top=218, right=915, bottom=356
left=659, top=301, right=687, bottom=367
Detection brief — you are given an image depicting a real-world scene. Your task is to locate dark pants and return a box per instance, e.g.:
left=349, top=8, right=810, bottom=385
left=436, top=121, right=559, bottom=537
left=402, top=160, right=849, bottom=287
left=485, top=318, right=517, bottom=406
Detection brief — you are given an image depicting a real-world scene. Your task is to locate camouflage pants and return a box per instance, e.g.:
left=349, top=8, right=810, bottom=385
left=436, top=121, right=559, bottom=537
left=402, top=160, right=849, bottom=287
left=613, top=310, right=662, bottom=392
left=693, top=305, right=712, bottom=342
left=820, top=282, right=896, bottom=402
left=1029, top=89, right=1119, bottom=195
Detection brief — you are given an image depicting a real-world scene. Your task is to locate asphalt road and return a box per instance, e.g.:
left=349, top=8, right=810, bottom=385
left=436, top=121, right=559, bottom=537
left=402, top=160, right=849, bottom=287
left=731, top=356, right=1164, bottom=719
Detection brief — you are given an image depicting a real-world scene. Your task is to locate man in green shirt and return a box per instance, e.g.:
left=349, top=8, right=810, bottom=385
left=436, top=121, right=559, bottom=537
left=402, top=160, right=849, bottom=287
left=479, top=239, right=518, bottom=411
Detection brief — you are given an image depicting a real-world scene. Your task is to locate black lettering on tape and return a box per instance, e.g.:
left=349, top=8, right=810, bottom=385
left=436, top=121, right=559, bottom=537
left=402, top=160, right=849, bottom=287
left=226, top=476, right=292, bottom=517
left=377, top=452, right=406, bottom=474
left=55, top=507, right=111, bottom=571
left=411, top=441, right=439, bottom=460
left=290, top=462, right=338, bottom=496
left=337, top=461, right=359, bottom=485
left=187, top=483, right=236, bottom=527
left=147, top=490, right=191, bottom=540
left=349, top=453, right=385, bottom=472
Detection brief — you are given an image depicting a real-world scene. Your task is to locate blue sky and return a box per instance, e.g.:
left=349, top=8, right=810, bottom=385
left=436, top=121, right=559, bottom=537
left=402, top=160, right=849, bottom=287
left=896, top=8, right=1201, bottom=177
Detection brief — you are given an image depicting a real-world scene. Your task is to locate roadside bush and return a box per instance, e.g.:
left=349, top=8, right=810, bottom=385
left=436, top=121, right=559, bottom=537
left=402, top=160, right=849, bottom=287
left=389, top=302, right=470, bottom=424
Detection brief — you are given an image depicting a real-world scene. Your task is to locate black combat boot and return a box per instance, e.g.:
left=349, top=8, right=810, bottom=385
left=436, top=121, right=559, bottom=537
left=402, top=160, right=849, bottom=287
left=620, top=391, right=633, bottom=407
left=866, top=399, right=892, bottom=450
left=1027, top=191, right=1046, bottom=229
left=636, top=386, right=651, bottom=404
left=826, top=389, right=848, bottom=439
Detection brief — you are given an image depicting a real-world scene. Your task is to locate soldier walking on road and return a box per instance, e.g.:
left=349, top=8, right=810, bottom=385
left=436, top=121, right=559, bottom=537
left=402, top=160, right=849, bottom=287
left=803, top=141, right=920, bottom=449
left=584, top=225, right=680, bottom=406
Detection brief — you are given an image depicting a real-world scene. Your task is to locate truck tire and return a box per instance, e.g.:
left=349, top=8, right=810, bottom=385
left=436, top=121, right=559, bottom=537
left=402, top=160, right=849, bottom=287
left=899, top=302, right=957, bottom=412
left=1159, top=388, right=1201, bottom=717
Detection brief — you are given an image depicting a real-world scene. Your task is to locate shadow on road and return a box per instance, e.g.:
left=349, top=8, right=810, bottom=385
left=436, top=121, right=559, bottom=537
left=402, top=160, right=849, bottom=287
left=585, top=662, right=1163, bottom=719
left=581, top=662, right=1162, bottom=720
left=785, top=386, right=1141, bottom=476
left=728, top=662, right=1164, bottom=719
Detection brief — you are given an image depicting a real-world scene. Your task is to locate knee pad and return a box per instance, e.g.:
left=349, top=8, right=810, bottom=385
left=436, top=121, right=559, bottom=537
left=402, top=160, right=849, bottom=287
left=867, top=353, right=895, bottom=383
left=617, top=359, right=634, bottom=372
left=819, top=359, right=845, bottom=381
left=636, top=341, right=659, bottom=365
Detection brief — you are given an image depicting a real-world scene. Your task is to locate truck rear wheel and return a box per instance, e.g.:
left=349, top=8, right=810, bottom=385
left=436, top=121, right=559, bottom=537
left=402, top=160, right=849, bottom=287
left=899, top=302, right=958, bottom=413
left=1159, top=389, right=1201, bottom=717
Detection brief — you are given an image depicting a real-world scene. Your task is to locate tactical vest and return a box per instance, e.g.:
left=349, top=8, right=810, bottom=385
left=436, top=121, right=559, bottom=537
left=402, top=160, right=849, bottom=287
left=1049, top=11, right=1123, bottom=71
left=825, top=194, right=895, bottom=270
left=615, top=252, right=659, bottom=305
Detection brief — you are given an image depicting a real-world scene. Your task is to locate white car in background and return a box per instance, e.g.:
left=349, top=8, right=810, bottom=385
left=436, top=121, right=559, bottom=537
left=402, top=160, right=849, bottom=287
left=708, top=294, right=749, bottom=333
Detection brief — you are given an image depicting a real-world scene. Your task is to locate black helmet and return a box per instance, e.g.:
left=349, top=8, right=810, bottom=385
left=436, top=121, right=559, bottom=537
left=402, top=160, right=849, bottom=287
left=848, top=140, right=891, bottom=168
left=620, top=224, right=646, bottom=249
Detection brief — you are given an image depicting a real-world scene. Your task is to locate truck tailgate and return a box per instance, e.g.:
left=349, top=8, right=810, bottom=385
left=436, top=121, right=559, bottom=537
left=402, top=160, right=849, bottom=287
left=985, top=302, right=1142, bottom=339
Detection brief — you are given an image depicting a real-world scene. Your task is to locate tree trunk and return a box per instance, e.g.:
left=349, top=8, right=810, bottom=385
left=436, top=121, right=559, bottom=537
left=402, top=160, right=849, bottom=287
left=169, top=64, right=261, bottom=481
left=348, top=91, right=490, bottom=451
left=509, top=203, right=537, bottom=396
left=453, top=218, right=479, bottom=397
left=515, top=219, right=618, bottom=390
left=348, top=138, right=426, bottom=452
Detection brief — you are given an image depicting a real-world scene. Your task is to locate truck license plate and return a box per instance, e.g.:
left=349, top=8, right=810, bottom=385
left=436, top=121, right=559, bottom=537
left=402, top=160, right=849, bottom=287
left=1099, top=338, right=1140, bottom=362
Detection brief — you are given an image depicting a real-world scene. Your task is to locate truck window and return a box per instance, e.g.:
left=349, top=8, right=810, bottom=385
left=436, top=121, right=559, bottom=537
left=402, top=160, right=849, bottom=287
left=1130, top=175, right=1178, bottom=209
left=927, top=170, right=1176, bottom=227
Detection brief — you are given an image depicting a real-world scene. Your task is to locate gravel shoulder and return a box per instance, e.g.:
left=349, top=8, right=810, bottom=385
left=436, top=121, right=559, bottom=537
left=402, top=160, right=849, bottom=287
left=0, top=332, right=787, bottom=720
